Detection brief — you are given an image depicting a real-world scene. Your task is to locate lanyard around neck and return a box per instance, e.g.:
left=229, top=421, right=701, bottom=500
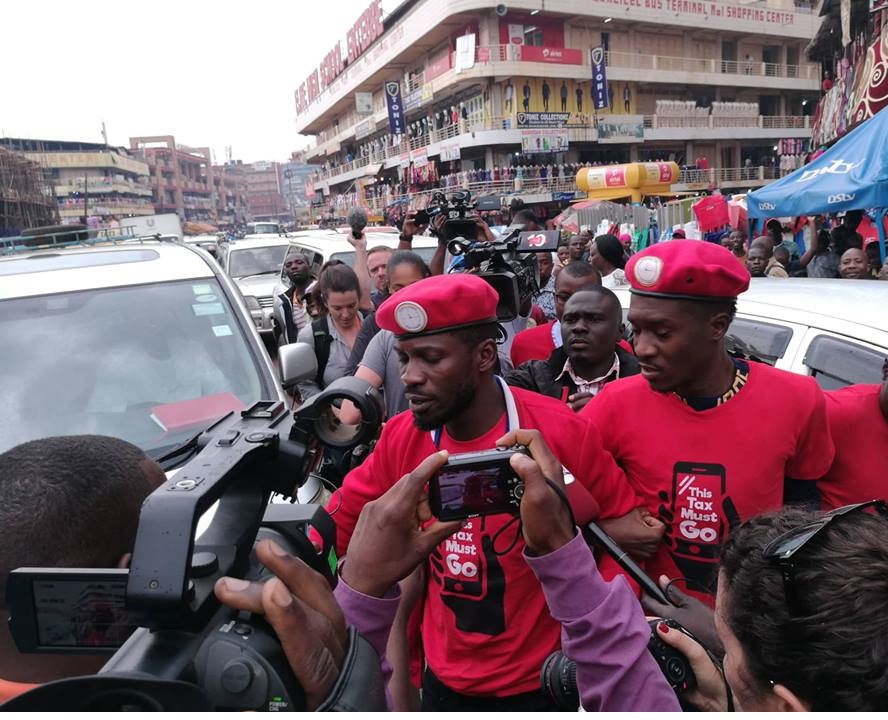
left=430, top=376, right=519, bottom=448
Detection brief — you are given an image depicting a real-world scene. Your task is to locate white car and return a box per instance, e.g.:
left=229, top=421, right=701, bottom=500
left=613, top=278, right=888, bottom=388
left=0, top=235, right=298, bottom=468
left=273, top=229, right=441, bottom=345
left=217, top=235, right=292, bottom=335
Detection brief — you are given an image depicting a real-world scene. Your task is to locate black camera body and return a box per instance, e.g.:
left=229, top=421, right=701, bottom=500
left=429, top=445, right=529, bottom=521
left=540, top=618, right=697, bottom=711
left=5, top=379, right=386, bottom=712
left=647, top=618, right=697, bottom=694
left=448, top=225, right=560, bottom=321
left=426, top=189, right=477, bottom=242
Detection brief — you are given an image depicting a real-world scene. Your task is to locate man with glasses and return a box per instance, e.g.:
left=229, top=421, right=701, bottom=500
left=581, top=240, right=835, bottom=604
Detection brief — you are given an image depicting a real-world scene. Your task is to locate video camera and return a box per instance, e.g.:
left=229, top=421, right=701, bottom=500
left=5, top=376, right=387, bottom=712
left=423, top=188, right=478, bottom=242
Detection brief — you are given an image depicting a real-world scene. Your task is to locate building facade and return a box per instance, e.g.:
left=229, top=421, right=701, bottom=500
left=244, top=161, right=288, bottom=222
left=1, top=138, right=154, bottom=223
left=295, top=0, right=821, bottom=214
left=279, top=153, right=316, bottom=219
left=129, top=135, right=249, bottom=226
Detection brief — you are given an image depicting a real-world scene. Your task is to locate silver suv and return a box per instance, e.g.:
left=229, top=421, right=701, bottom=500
left=0, top=235, right=288, bottom=469
left=217, top=236, right=291, bottom=336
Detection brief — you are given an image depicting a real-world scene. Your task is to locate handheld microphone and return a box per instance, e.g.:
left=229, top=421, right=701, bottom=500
left=346, top=207, right=368, bottom=240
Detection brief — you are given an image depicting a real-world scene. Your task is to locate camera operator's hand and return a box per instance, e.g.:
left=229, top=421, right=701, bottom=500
left=402, top=211, right=428, bottom=239
left=654, top=621, right=729, bottom=712
left=641, top=576, right=722, bottom=656
left=346, top=230, right=367, bottom=250
left=598, top=507, right=665, bottom=559
left=496, top=429, right=575, bottom=555
left=429, top=212, right=447, bottom=239
left=473, top=215, right=496, bottom=243
left=215, top=539, right=346, bottom=710
left=340, top=450, right=462, bottom=597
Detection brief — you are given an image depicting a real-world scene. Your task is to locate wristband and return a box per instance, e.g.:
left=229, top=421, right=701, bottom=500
left=398, top=233, right=413, bottom=244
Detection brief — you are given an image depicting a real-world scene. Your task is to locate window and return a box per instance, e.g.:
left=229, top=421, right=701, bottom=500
left=0, top=280, right=267, bottom=458
left=725, top=317, right=793, bottom=365
left=228, top=245, right=288, bottom=277
left=524, top=26, right=544, bottom=46
left=803, top=335, right=886, bottom=390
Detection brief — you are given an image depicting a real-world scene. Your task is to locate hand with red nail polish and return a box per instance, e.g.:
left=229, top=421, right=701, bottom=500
left=655, top=618, right=728, bottom=712
left=214, top=539, right=346, bottom=710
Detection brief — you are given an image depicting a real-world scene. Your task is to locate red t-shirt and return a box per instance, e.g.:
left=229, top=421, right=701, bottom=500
left=817, top=384, right=888, bottom=510
left=510, top=321, right=556, bottom=368
left=326, top=385, right=637, bottom=696
left=581, top=362, right=834, bottom=604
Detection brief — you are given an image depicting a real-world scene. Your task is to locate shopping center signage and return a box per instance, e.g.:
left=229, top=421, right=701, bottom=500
left=586, top=0, right=797, bottom=26
left=591, top=46, right=608, bottom=110
left=296, top=0, right=384, bottom=115
left=385, top=81, right=406, bottom=135
left=517, top=112, right=571, bottom=128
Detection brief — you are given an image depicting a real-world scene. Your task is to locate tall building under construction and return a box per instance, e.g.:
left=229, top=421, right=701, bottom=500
left=0, top=148, right=58, bottom=235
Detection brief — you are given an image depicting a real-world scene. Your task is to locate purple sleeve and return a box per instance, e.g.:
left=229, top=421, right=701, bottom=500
left=524, top=533, right=681, bottom=711
left=333, top=577, right=400, bottom=710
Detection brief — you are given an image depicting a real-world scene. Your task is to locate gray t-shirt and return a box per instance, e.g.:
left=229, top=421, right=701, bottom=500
left=295, top=317, right=358, bottom=399
left=359, top=328, right=406, bottom=419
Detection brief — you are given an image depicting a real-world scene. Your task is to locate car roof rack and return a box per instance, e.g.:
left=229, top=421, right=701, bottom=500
left=0, top=226, right=180, bottom=257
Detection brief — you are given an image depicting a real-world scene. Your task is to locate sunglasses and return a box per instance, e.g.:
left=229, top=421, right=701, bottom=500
left=762, top=500, right=888, bottom=615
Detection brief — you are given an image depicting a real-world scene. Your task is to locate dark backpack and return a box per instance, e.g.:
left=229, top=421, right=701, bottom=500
left=312, top=317, right=333, bottom=387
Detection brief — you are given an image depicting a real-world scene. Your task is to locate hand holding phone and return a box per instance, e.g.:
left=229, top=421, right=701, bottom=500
left=428, top=446, right=529, bottom=522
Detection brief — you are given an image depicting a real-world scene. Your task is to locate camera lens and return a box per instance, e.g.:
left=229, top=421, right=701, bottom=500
left=540, top=651, right=579, bottom=711
left=666, top=657, right=685, bottom=681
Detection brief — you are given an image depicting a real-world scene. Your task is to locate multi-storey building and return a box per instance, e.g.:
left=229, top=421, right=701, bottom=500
left=129, top=136, right=249, bottom=225
left=279, top=153, right=316, bottom=219
left=0, top=138, right=154, bottom=222
left=244, top=161, right=289, bottom=223
left=129, top=136, right=219, bottom=222
left=295, top=0, right=821, bottom=213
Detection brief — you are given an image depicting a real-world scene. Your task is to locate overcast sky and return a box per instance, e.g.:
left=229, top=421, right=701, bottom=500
left=3, top=0, right=370, bottom=164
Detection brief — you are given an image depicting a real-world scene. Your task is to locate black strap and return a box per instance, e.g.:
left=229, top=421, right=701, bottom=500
left=314, top=628, right=388, bottom=712
left=312, top=317, right=333, bottom=387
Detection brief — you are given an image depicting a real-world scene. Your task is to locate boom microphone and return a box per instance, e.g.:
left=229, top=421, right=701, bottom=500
left=347, top=206, right=368, bottom=239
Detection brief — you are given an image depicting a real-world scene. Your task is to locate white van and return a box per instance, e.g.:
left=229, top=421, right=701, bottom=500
left=272, top=229, right=440, bottom=344
left=613, top=278, right=888, bottom=388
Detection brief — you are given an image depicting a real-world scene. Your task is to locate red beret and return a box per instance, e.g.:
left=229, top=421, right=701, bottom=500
left=376, top=274, right=499, bottom=338
left=626, top=240, right=750, bottom=301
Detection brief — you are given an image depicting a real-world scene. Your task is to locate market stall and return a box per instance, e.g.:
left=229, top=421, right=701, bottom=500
left=747, top=106, right=888, bottom=262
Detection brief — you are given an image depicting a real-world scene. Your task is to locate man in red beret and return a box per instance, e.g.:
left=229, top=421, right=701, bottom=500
left=325, top=273, right=663, bottom=710
left=581, top=240, right=835, bottom=607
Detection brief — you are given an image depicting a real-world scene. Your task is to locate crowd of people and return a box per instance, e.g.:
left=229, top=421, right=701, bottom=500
left=2, top=205, right=888, bottom=711
left=720, top=215, right=888, bottom=280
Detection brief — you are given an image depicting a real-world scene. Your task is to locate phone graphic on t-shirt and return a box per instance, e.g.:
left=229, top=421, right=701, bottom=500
left=669, top=462, right=727, bottom=588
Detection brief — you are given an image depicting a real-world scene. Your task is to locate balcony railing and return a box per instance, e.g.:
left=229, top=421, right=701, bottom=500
left=460, top=45, right=818, bottom=83
left=314, top=114, right=810, bottom=184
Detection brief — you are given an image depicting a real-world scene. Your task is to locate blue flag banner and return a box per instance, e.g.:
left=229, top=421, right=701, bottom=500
left=591, top=46, right=608, bottom=110
left=385, top=81, right=405, bottom=135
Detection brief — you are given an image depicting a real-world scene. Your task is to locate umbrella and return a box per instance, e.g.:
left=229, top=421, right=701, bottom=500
left=553, top=200, right=602, bottom=232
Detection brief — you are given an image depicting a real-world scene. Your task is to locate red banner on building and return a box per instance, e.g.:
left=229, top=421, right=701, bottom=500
left=518, top=46, right=583, bottom=64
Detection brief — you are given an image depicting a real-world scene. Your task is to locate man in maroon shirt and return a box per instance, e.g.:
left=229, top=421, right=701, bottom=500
left=510, top=261, right=601, bottom=368
left=325, top=273, right=663, bottom=710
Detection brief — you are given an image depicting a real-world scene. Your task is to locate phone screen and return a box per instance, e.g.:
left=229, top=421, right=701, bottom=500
left=671, top=462, right=727, bottom=563
left=33, top=578, right=136, bottom=649
left=433, top=464, right=514, bottom=520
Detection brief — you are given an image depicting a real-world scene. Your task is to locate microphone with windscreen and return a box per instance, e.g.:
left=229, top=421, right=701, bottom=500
left=346, top=207, right=368, bottom=239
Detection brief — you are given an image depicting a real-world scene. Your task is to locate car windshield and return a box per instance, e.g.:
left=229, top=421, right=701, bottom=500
left=229, top=245, right=288, bottom=277
left=0, top=279, right=269, bottom=459
left=249, top=223, right=280, bottom=235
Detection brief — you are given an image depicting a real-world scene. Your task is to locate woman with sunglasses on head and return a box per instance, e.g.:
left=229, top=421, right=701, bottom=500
left=655, top=503, right=888, bottom=711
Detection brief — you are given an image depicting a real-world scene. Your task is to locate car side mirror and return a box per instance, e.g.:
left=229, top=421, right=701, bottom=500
left=278, top=342, right=318, bottom=390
